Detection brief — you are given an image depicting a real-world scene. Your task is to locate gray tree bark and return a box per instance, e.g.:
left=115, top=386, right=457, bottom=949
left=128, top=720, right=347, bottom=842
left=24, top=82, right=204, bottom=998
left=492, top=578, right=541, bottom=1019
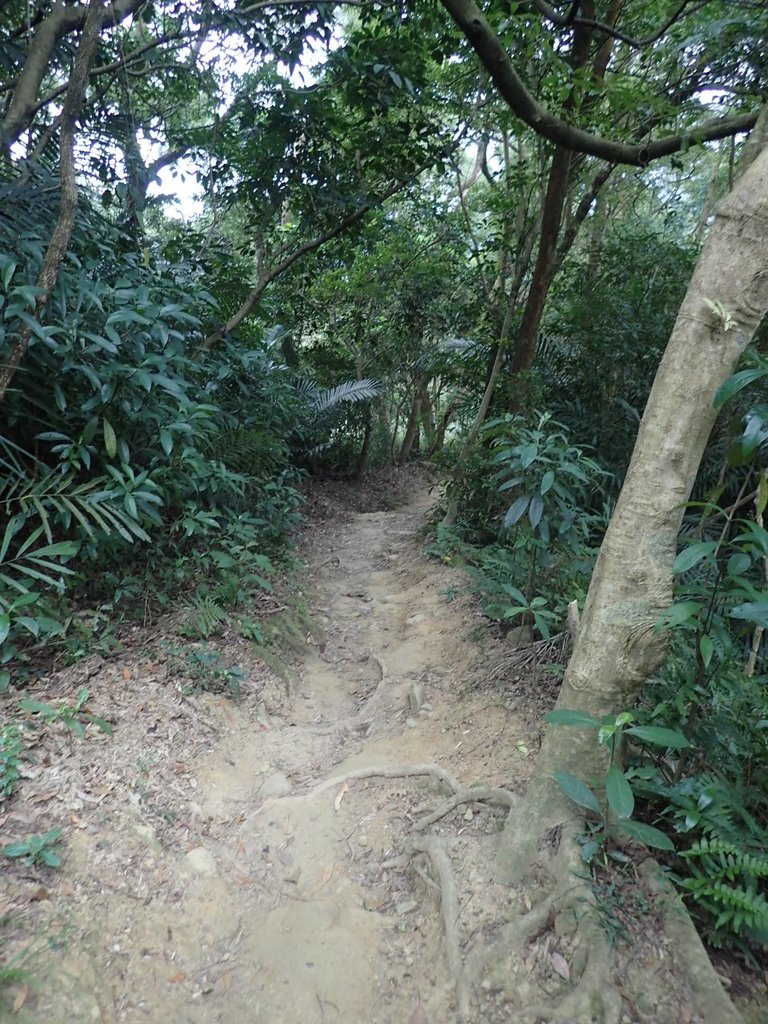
left=496, top=122, right=768, bottom=881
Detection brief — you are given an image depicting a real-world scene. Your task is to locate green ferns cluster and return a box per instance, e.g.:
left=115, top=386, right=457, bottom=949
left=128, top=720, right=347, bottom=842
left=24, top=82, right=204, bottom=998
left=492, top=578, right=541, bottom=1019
left=679, top=837, right=768, bottom=948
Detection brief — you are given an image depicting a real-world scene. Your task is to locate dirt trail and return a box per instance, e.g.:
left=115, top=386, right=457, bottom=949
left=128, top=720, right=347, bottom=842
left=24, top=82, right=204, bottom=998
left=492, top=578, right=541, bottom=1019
left=3, top=476, right=537, bottom=1023
left=3, top=476, right=760, bottom=1024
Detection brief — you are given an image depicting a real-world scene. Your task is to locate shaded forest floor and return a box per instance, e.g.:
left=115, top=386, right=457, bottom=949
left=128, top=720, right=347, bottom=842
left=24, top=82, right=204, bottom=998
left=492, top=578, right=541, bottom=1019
left=1, top=469, right=764, bottom=1023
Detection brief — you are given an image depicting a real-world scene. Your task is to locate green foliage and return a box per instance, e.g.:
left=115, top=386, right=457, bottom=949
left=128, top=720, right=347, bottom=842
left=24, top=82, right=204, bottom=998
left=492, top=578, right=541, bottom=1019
left=165, top=644, right=247, bottom=700
left=541, top=224, right=698, bottom=482
left=3, top=827, right=63, bottom=868
left=19, top=688, right=113, bottom=740
left=434, top=414, right=607, bottom=638
left=678, top=838, right=768, bottom=948
left=0, top=725, right=22, bottom=800
left=546, top=710, right=685, bottom=863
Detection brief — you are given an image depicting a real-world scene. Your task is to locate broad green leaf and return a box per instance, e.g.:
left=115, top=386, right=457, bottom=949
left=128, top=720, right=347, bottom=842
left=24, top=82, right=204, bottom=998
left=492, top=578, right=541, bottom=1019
left=730, top=601, right=768, bottom=628
left=1, top=258, right=16, bottom=290
left=605, top=766, right=635, bottom=819
left=625, top=725, right=689, bottom=749
left=657, top=601, right=703, bottom=630
left=540, top=470, right=555, bottom=495
left=503, top=495, right=529, bottom=528
left=726, top=552, right=751, bottom=576
left=82, top=416, right=98, bottom=444
left=103, top=418, right=117, bottom=459
left=758, top=473, right=768, bottom=517
left=617, top=819, right=674, bottom=851
left=673, top=541, right=717, bottom=573
left=553, top=770, right=601, bottom=814
left=210, top=550, right=236, bottom=568
left=544, top=709, right=601, bottom=729
left=0, top=613, right=9, bottom=644
left=159, top=429, right=173, bottom=456
left=713, top=368, right=768, bottom=410
left=699, top=633, right=713, bottom=668
left=3, top=843, right=30, bottom=858
left=519, top=443, right=538, bottom=468
left=19, top=698, right=54, bottom=715
left=528, top=495, right=544, bottom=529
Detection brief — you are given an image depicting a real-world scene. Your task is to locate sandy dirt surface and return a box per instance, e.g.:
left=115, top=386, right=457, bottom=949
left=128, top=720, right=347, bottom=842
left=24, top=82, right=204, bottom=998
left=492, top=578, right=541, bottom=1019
left=1, top=470, right=763, bottom=1024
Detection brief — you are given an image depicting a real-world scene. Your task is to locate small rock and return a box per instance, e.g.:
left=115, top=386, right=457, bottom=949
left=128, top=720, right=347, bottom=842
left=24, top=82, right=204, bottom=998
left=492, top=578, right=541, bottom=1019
left=408, top=682, right=424, bottom=713
left=405, top=717, right=418, bottom=729
left=261, top=772, right=293, bottom=798
left=406, top=614, right=425, bottom=626
left=395, top=900, right=419, bottom=915
left=463, top=809, right=474, bottom=822
left=184, top=847, right=218, bottom=877
left=358, top=834, right=369, bottom=847
left=507, top=625, right=533, bottom=648
left=554, top=907, right=578, bottom=939
left=635, top=996, right=656, bottom=1021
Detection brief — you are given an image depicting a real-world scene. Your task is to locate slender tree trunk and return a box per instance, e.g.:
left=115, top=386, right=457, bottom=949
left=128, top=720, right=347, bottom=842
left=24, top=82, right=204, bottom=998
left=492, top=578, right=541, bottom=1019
left=431, top=398, right=459, bottom=455
left=0, top=0, right=103, bottom=403
left=496, top=124, right=768, bottom=882
left=509, top=144, right=575, bottom=380
left=354, top=409, right=373, bottom=479
left=398, top=389, right=423, bottom=465
left=419, top=384, right=436, bottom=452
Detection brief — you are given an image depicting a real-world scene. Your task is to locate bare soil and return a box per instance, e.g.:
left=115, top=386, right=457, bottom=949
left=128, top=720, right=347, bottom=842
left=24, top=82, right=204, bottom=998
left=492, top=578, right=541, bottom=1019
left=1, top=468, right=764, bottom=1023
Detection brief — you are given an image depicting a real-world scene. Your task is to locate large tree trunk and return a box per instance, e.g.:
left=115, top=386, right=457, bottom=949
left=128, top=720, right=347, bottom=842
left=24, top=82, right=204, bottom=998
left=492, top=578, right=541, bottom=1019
left=496, top=126, right=768, bottom=882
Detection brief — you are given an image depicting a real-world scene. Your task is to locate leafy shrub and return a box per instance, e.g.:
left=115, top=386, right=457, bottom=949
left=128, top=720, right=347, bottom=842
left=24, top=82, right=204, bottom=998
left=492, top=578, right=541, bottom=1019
left=434, top=413, right=608, bottom=637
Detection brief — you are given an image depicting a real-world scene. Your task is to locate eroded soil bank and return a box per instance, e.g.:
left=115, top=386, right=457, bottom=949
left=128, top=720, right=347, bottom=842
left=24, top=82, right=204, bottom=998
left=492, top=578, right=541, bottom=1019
left=1, top=471, right=762, bottom=1023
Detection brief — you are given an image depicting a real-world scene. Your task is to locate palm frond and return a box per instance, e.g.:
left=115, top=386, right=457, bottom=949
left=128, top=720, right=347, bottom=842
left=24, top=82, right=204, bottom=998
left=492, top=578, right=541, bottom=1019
left=311, top=378, right=383, bottom=416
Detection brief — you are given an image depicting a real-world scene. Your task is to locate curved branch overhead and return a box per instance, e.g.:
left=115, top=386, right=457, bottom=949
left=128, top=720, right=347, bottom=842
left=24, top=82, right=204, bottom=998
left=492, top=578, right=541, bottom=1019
left=0, top=0, right=148, bottom=148
left=439, top=0, right=759, bottom=165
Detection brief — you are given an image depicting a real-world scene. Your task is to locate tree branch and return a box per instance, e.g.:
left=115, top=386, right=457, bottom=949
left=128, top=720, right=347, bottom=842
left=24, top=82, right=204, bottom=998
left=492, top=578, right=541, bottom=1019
left=439, top=0, right=758, bottom=165
left=1, top=0, right=147, bottom=150
left=529, top=0, right=709, bottom=50
left=0, top=0, right=105, bottom=402
left=203, top=145, right=459, bottom=347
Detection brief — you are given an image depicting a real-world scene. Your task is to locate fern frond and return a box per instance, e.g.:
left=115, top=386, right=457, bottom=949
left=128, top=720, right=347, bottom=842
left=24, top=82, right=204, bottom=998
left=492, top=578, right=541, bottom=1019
left=179, top=595, right=229, bottom=639
left=311, top=378, right=383, bottom=416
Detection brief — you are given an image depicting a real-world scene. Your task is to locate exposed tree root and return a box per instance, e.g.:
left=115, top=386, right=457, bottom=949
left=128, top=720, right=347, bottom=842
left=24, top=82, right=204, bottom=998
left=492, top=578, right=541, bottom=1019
left=256, top=763, right=464, bottom=813
left=639, top=860, right=746, bottom=1024
left=405, top=795, right=626, bottom=1023
left=408, top=837, right=463, bottom=993
left=256, top=757, right=741, bottom=1024
left=413, top=785, right=516, bottom=831
left=308, top=655, right=403, bottom=736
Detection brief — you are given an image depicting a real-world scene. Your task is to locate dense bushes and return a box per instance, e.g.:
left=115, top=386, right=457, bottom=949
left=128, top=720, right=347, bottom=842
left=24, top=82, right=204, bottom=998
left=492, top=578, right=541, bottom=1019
left=0, top=182, right=352, bottom=685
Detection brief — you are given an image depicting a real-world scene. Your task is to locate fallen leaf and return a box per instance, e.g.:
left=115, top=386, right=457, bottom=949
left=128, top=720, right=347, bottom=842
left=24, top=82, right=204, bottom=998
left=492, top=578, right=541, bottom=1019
left=523, top=893, right=532, bottom=912
left=122, top=667, right=131, bottom=680
left=13, top=984, right=28, bottom=1012
left=320, top=862, right=334, bottom=887
left=334, top=782, right=349, bottom=811
left=550, top=951, right=570, bottom=980
left=169, top=970, right=187, bottom=983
